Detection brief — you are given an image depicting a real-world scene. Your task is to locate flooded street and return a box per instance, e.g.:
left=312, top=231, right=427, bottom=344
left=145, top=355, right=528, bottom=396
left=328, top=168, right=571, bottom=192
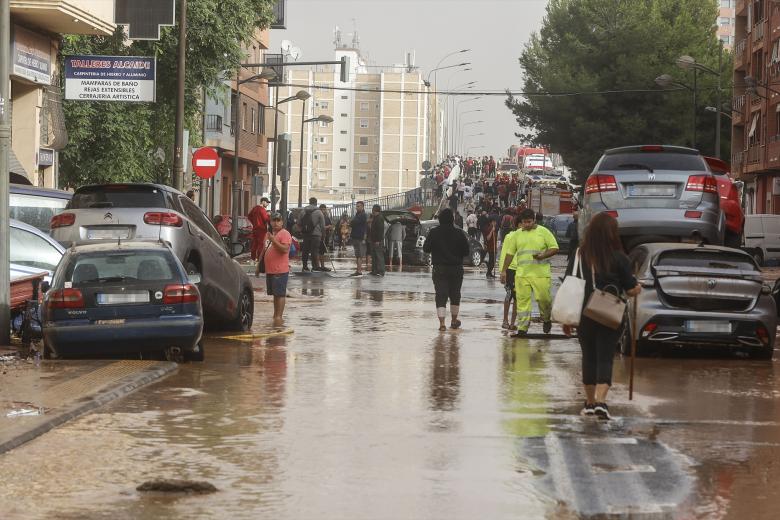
left=1, top=261, right=779, bottom=519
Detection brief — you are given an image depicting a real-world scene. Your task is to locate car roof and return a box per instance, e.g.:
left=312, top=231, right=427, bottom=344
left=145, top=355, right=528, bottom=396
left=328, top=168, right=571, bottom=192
left=10, top=218, right=66, bottom=253
left=636, top=242, right=750, bottom=256
left=73, top=182, right=181, bottom=195
left=66, top=241, right=173, bottom=254
left=10, top=183, right=73, bottom=199
left=604, top=145, right=700, bottom=156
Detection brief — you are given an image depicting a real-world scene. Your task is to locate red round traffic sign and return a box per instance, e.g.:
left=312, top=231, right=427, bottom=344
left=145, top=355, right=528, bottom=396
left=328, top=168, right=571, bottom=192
left=191, top=147, right=220, bottom=179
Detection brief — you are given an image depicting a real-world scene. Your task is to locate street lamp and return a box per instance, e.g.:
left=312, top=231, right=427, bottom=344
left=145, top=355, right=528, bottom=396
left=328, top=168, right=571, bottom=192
left=459, top=120, right=484, bottom=152
left=677, top=52, right=723, bottom=158
left=424, top=62, right=471, bottom=87
left=705, top=106, right=732, bottom=120
left=655, top=74, right=697, bottom=149
left=452, top=96, right=482, bottom=155
left=298, top=114, right=333, bottom=207
left=466, top=145, right=485, bottom=156
left=231, top=67, right=277, bottom=244
left=273, top=89, right=310, bottom=218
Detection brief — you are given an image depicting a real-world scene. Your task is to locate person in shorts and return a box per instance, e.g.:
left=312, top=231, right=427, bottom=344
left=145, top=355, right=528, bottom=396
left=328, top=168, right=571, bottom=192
left=499, top=215, right=520, bottom=330
left=350, top=201, right=368, bottom=276
left=263, top=213, right=291, bottom=326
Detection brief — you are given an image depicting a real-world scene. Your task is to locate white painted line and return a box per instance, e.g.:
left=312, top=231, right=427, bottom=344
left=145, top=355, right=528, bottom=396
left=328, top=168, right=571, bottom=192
left=580, top=437, right=638, bottom=445
left=195, top=159, right=217, bottom=167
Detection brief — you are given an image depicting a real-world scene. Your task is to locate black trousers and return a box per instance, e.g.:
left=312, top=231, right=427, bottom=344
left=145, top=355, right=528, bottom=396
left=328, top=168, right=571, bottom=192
left=577, top=318, right=621, bottom=386
left=302, top=234, right=321, bottom=267
left=486, top=251, right=496, bottom=274
left=432, top=265, right=464, bottom=307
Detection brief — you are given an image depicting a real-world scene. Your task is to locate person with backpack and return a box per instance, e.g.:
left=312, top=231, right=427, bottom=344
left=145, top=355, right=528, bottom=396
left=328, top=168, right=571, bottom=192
left=300, top=197, right=328, bottom=272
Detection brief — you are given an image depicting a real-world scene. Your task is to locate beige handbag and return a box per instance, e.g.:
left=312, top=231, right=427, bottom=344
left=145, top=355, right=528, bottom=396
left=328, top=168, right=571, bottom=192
left=582, top=265, right=626, bottom=329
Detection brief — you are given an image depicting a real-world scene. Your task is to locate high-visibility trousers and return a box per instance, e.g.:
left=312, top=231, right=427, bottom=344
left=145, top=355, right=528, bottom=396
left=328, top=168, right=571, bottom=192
left=514, top=276, right=552, bottom=332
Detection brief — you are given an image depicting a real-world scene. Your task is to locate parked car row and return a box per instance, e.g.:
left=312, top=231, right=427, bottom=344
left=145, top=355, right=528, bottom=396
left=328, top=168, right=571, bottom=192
left=8, top=182, right=254, bottom=362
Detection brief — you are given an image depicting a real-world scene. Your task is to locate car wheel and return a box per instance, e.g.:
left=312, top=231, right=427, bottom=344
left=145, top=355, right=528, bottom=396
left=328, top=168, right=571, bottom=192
left=470, top=250, right=482, bottom=267
left=752, top=249, right=764, bottom=267
left=185, top=342, right=205, bottom=362
left=231, top=289, right=254, bottom=332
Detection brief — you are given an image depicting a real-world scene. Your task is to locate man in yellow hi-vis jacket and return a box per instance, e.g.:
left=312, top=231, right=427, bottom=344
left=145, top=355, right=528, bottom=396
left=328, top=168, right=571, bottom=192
left=500, top=208, right=559, bottom=337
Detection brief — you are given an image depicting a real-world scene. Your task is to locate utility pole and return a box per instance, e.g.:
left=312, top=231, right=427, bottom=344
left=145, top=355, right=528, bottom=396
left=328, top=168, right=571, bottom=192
left=172, top=0, right=187, bottom=191
left=0, top=0, right=10, bottom=345
left=715, top=42, right=722, bottom=159
left=232, top=66, right=241, bottom=245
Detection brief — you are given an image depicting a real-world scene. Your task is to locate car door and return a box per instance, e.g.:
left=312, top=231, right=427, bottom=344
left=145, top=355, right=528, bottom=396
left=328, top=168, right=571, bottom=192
left=762, top=216, right=780, bottom=260
left=178, top=196, right=240, bottom=321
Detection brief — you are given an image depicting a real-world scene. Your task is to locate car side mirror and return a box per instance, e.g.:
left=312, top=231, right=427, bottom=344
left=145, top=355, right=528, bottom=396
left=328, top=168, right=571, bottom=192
left=40, top=281, right=50, bottom=294
left=230, top=242, right=245, bottom=257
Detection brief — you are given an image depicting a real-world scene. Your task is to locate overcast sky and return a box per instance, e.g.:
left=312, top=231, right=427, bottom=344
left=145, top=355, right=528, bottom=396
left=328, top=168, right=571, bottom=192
left=271, top=0, right=549, bottom=160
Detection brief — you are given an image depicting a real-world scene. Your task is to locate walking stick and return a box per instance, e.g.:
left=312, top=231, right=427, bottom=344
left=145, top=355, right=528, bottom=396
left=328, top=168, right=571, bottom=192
left=629, top=295, right=638, bottom=401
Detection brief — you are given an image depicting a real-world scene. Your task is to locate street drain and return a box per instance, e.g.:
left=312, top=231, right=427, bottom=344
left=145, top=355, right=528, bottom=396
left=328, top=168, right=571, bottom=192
left=137, top=479, right=218, bottom=494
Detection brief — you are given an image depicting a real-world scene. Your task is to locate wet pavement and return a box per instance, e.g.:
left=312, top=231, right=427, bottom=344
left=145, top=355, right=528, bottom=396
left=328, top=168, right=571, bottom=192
left=0, top=255, right=779, bottom=519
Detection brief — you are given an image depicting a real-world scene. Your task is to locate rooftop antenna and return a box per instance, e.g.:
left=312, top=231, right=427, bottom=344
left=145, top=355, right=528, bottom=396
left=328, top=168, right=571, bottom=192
left=351, top=18, right=360, bottom=49
left=333, top=26, right=342, bottom=48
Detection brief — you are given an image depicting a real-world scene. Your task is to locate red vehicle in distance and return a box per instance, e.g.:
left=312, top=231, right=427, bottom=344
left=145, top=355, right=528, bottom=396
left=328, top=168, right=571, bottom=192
left=703, top=156, right=744, bottom=248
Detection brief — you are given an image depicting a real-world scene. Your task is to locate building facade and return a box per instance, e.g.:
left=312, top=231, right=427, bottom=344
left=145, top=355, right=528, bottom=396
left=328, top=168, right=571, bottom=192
left=8, top=1, right=115, bottom=188
left=731, top=0, right=780, bottom=215
left=719, top=0, right=737, bottom=49
left=277, top=44, right=439, bottom=206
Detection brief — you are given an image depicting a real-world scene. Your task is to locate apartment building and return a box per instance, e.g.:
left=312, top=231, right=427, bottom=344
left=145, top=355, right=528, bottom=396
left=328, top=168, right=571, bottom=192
left=730, top=0, right=780, bottom=214
left=276, top=42, right=439, bottom=206
left=719, top=0, right=737, bottom=49
left=8, top=1, right=115, bottom=188
left=201, top=30, right=272, bottom=217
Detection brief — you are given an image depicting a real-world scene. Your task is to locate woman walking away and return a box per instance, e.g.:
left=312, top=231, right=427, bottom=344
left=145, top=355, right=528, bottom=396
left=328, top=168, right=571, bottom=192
left=423, top=209, right=471, bottom=331
left=563, top=213, right=641, bottom=420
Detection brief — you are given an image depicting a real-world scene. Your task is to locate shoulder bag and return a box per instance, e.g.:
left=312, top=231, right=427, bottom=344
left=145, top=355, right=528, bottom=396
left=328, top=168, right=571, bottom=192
left=582, top=265, right=626, bottom=330
left=551, top=249, right=586, bottom=326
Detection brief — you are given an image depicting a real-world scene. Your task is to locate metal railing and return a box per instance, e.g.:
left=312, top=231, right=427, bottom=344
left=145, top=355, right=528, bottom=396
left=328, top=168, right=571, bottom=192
left=732, top=151, right=744, bottom=168
left=330, top=187, right=442, bottom=219
left=735, top=38, right=747, bottom=62
left=753, top=20, right=765, bottom=44
left=733, top=94, right=745, bottom=112
left=205, top=114, right=223, bottom=133
left=747, top=145, right=763, bottom=164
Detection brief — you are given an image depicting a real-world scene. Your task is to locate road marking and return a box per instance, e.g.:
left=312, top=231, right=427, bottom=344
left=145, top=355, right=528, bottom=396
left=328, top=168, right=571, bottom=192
left=580, top=437, right=638, bottom=445
left=212, top=329, right=294, bottom=341
left=591, top=464, right=656, bottom=474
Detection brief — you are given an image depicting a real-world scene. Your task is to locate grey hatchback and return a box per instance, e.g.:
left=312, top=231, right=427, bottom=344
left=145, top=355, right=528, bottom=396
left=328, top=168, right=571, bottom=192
left=620, top=243, right=776, bottom=359
left=580, top=145, right=725, bottom=250
left=50, top=183, right=253, bottom=331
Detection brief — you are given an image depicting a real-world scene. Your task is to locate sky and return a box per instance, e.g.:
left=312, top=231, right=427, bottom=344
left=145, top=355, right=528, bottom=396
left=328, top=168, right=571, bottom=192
left=271, top=0, right=549, bottom=160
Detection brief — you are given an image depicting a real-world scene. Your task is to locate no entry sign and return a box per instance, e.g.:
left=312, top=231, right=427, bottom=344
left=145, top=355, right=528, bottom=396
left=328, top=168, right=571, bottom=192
left=192, top=147, right=220, bottom=179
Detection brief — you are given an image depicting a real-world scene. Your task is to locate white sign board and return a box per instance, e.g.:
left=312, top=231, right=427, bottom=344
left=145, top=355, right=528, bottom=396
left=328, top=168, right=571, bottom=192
left=64, top=55, right=156, bottom=102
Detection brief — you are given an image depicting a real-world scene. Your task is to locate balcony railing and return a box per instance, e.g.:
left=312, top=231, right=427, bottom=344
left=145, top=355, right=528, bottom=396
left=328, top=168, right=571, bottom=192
left=747, top=145, right=763, bottom=164
left=735, top=38, right=747, bottom=69
left=205, top=114, right=223, bottom=133
left=732, top=151, right=744, bottom=168
left=733, top=94, right=745, bottom=112
left=769, top=134, right=780, bottom=144
left=753, top=20, right=766, bottom=45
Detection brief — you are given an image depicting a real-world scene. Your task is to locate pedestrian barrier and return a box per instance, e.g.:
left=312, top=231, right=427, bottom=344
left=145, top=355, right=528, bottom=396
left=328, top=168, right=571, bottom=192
left=330, top=187, right=441, bottom=219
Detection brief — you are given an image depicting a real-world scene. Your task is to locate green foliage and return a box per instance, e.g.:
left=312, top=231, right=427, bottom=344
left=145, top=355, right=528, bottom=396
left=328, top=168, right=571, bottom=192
left=59, top=0, right=276, bottom=188
left=507, top=0, right=731, bottom=182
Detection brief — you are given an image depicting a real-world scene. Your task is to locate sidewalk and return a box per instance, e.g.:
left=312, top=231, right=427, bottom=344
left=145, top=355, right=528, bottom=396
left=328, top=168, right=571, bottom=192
left=0, top=350, right=176, bottom=454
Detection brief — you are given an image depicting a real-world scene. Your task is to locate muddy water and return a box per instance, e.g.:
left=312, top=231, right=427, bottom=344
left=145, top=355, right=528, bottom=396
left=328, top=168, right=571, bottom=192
left=0, top=268, right=778, bottom=519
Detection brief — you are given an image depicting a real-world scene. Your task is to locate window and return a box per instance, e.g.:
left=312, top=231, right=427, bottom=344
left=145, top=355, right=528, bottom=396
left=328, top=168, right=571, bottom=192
left=320, top=101, right=329, bottom=109
left=67, top=252, right=177, bottom=285
left=720, top=35, right=731, bottom=45
left=319, top=137, right=328, bottom=144
left=251, top=107, right=256, bottom=133
left=720, top=0, right=730, bottom=6
left=719, top=17, right=730, bottom=26
left=10, top=227, right=62, bottom=272
left=341, top=113, right=348, bottom=117
left=359, top=154, right=369, bottom=164
left=340, top=147, right=347, bottom=151
left=359, top=174, right=367, bottom=180
left=318, top=153, right=328, bottom=163
left=341, top=95, right=348, bottom=100
left=318, top=120, right=329, bottom=127
left=359, top=136, right=369, bottom=146
left=340, top=130, right=348, bottom=134
left=10, top=193, right=69, bottom=233
left=242, top=102, right=247, bottom=130
left=360, top=101, right=369, bottom=111
left=258, top=103, right=266, bottom=134
left=179, top=197, right=225, bottom=247
left=359, top=119, right=369, bottom=128
left=340, top=165, right=347, bottom=169
left=774, top=107, right=780, bottom=139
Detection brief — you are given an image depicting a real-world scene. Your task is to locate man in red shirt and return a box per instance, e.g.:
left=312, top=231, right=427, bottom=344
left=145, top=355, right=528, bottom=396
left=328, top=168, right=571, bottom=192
left=247, top=197, right=271, bottom=276
left=262, top=212, right=292, bottom=326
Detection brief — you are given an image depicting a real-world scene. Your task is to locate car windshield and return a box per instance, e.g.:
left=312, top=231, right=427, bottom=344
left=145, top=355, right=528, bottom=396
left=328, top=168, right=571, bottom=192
left=598, top=152, right=706, bottom=172
left=70, top=186, right=167, bottom=209
left=655, top=250, right=757, bottom=272
left=10, top=193, right=69, bottom=233
left=65, top=251, right=178, bottom=286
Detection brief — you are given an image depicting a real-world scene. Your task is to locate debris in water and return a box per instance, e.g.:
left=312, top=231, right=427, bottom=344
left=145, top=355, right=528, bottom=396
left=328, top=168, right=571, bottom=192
left=7, top=407, right=45, bottom=417
left=136, top=479, right=218, bottom=494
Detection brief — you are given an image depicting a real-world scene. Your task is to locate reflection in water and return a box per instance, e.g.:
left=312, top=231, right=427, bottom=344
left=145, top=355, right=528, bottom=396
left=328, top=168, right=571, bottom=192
left=429, top=333, right=461, bottom=412
left=300, top=287, right=324, bottom=297
left=502, top=340, right=550, bottom=438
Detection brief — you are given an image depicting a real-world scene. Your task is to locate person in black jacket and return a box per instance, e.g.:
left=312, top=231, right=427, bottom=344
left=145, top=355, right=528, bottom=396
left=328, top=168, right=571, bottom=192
left=423, top=209, right=471, bottom=331
left=369, top=204, right=386, bottom=276
left=564, top=212, right=641, bottom=420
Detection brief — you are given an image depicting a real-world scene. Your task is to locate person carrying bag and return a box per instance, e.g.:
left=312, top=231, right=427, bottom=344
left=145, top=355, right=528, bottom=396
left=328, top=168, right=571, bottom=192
left=561, top=213, right=641, bottom=420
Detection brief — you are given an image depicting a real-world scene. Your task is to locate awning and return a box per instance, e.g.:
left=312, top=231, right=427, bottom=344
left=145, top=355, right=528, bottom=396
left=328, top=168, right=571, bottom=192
left=8, top=149, right=30, bottom=179
left=749, top=113, right=759, bottom=138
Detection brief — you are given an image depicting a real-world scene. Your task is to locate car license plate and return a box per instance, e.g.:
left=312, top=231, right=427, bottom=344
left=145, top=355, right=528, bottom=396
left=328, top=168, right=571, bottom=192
left=95, top=319, right=126, bottom=325
left=628, top=184, right=675, bottom=197
left=684, top=320, right=731, bottom=333
left=88, top=228, right=130, bottom=240
left=96, top=292, right=149, bottom=304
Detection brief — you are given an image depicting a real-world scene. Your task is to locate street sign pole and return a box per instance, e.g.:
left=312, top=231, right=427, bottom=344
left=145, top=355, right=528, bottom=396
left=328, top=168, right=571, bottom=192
left=0, top=0, right=11, bottom=345
left=172, top=0, right=187, bottom=191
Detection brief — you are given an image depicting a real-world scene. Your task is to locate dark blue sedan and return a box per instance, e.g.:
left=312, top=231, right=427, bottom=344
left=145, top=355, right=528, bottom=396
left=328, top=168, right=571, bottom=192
left=42, top=241, right=204, bottom=362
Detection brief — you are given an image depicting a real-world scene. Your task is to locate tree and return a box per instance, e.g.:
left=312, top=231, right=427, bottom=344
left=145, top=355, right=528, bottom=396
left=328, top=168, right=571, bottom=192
left=506, top=0, right=729, bottom=182
left=59, top=0, right=276, bottom=188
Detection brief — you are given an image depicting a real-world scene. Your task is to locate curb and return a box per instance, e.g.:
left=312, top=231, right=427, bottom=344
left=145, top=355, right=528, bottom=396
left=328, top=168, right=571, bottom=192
left=0, top=361, right=178, bottom=454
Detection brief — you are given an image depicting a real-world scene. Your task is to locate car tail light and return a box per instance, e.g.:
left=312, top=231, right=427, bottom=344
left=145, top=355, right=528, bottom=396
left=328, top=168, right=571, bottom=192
left=585, top=175, right=618, bottom=194
left=51, top=213, right=76, bottom=229
left=163, top=284, right=199, bottom=304
left=144, top=212, right=183, bottom=227
left=684, top=210, right=702, bottom=218
left=604, top=210, right=619, bottom=218
left=642, top=323, right=658, bottom=336
left=757, top=325, right=769, bottom=345
left=46, top=288, right=84, bottom=309
left=685, top=175, right=718, bottom=194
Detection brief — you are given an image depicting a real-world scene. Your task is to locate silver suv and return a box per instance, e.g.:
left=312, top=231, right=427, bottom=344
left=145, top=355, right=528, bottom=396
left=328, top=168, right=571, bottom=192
left=580, top=145, right=725, bottom=250
left=50, top=183, right=253, bottom=331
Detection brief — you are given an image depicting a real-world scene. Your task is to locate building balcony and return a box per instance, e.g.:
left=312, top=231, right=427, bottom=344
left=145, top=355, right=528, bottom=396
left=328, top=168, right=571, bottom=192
left=11, top=0, right=114, bottom=36
left=734, top=38, right=747, bottom=71
left=752, top=20, right=766, bottom=48
left=747, top=144, right=764, bottom=166
left=205, top=115, right=223, bottom=133
left=767, top=136, right=780, bottom=167
left=732, top=151, right=744, bottom=171
left=733, top=95, right=746, bottom=125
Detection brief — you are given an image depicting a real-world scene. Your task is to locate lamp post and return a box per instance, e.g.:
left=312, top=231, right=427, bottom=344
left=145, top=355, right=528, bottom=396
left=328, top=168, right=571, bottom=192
left=677, top=50, right=723, bottom=158
left=426, top=49, right=470, bottom=162
left=231, top=67, right=277, bottom=245
left=458, top=120, right=484, bottom=152
left=446, top=81, right=476, bottom=152
left=466, top=145, right=485, bottom=156
left=453, top=96, right=482, bottom=154
left=270, top=89, right=310, bottom=216
left=655, top=73, right=696, bottom=149
left=705, top=106, right=733, bottom=120
left=298, top=114, right=333, bottom=207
